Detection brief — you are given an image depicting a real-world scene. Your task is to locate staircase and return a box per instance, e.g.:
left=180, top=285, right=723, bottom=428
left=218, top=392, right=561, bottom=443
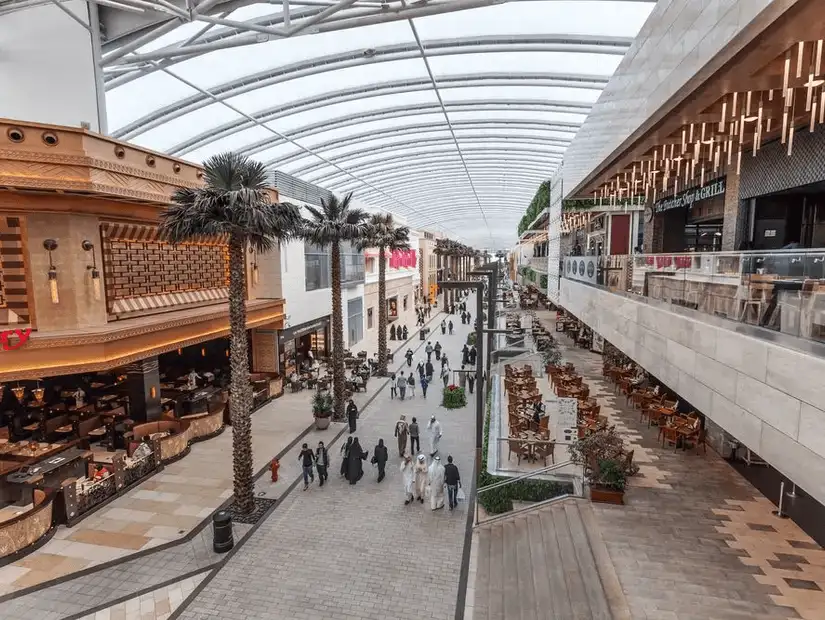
left=472, top=498, right=629, bottom=620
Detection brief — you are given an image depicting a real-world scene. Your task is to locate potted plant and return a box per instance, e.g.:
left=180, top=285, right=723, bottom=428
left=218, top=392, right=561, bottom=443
left=312, top=391, right=333, bottom=430
left=441, top=385, right=467, bottom=409
left=589, top=459, right=627, bottom=504
left=569, top=426, right=638, bottom=505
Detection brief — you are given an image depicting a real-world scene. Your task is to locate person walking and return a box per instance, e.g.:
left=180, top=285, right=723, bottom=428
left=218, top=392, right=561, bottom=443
left=396, top=371, right=407, bottom=400
left=421, top=375, right=429, bottom=399
left=427, top=415, right=442, bottom=456
left=346, top=398, right=358, bottom=433
left=441, top=354, right=449, bottom=369
left=468, top=345, right=477, bottom=365
left=394, top=414, right=408, bottom=457
left=441, top=364, right=450, bottom=388
left=458, top=364, right=467, bottom=391
left=406, top=372, right=416, bottom=399
left=440, top=319, right=446, bottom=335
left=409, top=416, right=420, bottom=454
left=389, top=373, right=397, bottom=399
left=340, top=437, right=352, bottom=478
left=444, top=455, right=461, bottom=510
left=315, top=441, right=329, bottom=487
left=372, top=439, right=389, bottom=482
left=401, top=455, right=415, bottom=504
left=461, top=344, right=470, bottom=366
left=425, top=341, right=433, bottom=362
left=416, top=361, right=425, bottom=380
left=298, top=443, right=315, bottom=491
left=434, top=341, right=442, bottom=360
left=405, top=348, right=413, bottom=367
left=425, top=360, right=434, bottom=382
left=427, top=456, right=446, bottom=510
left=448, top=320, right=454, bottom=335
left=467, top=372, right=475, bottom=395
left=413, top=454, right=428, bottom=504
left=347, top=437, right=368, bottom=486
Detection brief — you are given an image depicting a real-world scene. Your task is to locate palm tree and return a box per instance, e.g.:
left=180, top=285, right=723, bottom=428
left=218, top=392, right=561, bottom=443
left=159, top=152, right=301, bottom=514
left=302, top=193, right=369, bottom=419
left=356, top=213, right=410, bottom=376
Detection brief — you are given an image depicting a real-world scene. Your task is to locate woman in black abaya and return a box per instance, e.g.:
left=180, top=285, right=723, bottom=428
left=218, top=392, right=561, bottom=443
left=347, top=437, right=368, bottom=485
left=340, top=437, right=352, bottom=479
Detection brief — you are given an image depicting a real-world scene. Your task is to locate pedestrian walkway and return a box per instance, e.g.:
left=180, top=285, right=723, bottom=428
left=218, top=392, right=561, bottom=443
left=0, top=311, right=452, bottom=619
left=175, top=295, right=479, bottom=620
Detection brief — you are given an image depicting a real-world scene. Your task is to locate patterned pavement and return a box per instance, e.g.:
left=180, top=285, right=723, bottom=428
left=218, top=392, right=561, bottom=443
left=175, top=297, right=479, bottom=620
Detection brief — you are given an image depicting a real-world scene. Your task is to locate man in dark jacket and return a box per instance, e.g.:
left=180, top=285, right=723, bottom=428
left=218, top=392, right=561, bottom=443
left=299, top=443, right=315, bottom=491
left=444, top=455, right=461, bottom=510
left=372, top=438, right=389, bottom=482
left=409, top=417, right=420, bottom=454
left=315, top=441, right=329, bottom=486
left=425, top=360, right=434, bottom=382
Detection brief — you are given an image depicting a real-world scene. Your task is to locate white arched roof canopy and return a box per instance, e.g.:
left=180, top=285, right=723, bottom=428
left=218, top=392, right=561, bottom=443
left=1, top=0, right=655, bottom=246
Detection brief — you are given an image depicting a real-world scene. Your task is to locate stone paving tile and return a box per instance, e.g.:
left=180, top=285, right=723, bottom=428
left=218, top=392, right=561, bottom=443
left=75, top=571, right=209, bottom=620
left=555, top=337, right=804, bottom=620
left=177, top=303, right=476, bottom=620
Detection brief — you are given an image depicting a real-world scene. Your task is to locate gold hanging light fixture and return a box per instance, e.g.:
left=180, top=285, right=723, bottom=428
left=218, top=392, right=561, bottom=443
left=81, top=240, right=102, bottom=301
left=43, top=239, right=59, bottom=304
left=11, top=384, right=25, bottom=402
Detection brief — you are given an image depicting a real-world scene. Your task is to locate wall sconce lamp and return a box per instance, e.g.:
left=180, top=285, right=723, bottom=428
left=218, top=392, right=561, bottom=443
left=33, top=381, right=45, bottom=402
left=44, top=239, right=59, bottom=304
left=81, top=240, right=102, bottom=301
left=249, top=247, right=260, bottom=285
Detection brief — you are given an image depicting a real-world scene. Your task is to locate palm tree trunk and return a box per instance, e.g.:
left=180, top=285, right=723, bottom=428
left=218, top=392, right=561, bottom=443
left=377, top=245, right=388, bottom=376
left=228, top=235, right=254, bottom=514
left=330, top=239, right=345, bottom=419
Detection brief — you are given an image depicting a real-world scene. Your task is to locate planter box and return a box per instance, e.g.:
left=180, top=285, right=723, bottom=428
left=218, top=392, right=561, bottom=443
left=590, top=486, right=624, bottom=505
left=315, top=416, right=331, bottom=430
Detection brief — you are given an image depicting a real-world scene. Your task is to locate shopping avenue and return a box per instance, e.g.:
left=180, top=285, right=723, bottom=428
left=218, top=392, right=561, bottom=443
left=1, top=1, right=825, bottom=619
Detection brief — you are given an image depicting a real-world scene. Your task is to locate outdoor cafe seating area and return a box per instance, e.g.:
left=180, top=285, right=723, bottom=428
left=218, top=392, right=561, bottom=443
left=504, top=364, right=555, bottom=467
left=287, top=348, right=390, bottom=396
left=546, top=363, right=606, bottom=440
left=603, top=355, right=706, bottom=454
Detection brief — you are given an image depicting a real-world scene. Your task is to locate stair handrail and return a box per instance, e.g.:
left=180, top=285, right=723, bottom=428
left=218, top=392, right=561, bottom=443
left=477, top=460, right=576, bottom=494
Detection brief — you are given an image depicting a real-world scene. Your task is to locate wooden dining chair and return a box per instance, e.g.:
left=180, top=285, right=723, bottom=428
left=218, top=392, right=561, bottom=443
left=507, top=438, right=530, bottom=465
left=533, top=441, right=555, bottom=466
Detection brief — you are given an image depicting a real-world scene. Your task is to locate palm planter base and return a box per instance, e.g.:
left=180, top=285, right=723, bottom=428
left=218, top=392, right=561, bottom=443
left=314, top=416, right=331, bottom=430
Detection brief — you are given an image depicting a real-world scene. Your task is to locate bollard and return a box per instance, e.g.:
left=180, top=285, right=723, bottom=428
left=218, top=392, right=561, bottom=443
left=773, top=482, right=789, bottom=519
left=786, top=483, right=798, bottom=498
left=212, top=510, right=234, bottom=553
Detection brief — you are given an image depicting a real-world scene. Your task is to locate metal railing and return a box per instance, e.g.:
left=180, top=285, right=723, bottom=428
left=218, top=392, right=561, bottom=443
left=563, top=249, right=825, bottom=346
left=475, top=460, right=581, bottom=526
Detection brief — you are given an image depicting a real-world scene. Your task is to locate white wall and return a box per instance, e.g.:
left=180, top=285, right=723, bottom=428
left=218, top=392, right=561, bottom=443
left=0, top=2, right=103, bottom=131
left=560, top=278, right=825, bottom=506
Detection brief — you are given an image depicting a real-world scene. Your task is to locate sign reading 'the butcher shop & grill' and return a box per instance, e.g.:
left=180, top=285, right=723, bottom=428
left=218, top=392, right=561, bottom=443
left=653, top=177, right=726, bottom=214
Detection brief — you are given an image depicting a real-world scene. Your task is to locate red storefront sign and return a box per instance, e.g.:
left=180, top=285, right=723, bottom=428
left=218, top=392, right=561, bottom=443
left=1, top=328, right=31, bottom=351
left=388, top=249, right=417, bottom=269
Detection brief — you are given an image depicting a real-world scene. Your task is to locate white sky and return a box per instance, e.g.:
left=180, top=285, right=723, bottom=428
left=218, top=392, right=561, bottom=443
left=105, top=0, right=654, bottom=247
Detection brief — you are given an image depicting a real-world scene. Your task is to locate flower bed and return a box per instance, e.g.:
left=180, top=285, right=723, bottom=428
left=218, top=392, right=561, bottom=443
left=441, top=385, right=467, bottom=409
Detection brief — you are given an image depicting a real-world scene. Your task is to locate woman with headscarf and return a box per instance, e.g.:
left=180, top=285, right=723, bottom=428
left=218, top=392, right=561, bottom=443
left=427, top=456, right=446, bottom=510
left=372, top=439, right=388, bottom=482
left=413, top=454, right=428, bottom=504
left=400, top=455, right=415, bottom=505
left=346, top=399, right=358, bottom=433
left=347, top=437, right=368, bottom=485
left=340, top=436, right=352, bottom=478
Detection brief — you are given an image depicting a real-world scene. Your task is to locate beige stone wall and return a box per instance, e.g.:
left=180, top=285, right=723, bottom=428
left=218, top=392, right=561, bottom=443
left=721, top=173, right=742, bottom=251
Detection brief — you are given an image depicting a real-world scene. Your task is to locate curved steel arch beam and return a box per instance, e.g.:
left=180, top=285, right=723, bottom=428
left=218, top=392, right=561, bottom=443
left=337, top=178, right=546, bottom=198
left=212, top=117, right=577, bottom=160
left=247, top=122, right=573, bottom=163
left=325, top=165, right=551, bottom=190
left=281, top=137, right=568, bottom=174
left=171, top=90, right=592, bottom=156
left=307, top=150, right=559, bottom=184
left=110, top=35, right=619, bottom=137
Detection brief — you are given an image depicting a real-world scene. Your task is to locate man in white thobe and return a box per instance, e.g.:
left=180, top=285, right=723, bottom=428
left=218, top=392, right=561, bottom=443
left=427, top=456, right=446, bottom=510
left=413, top=454, right=428, bottom=504
left=427, top=416, right=442, bottom=456
left=401, top=455, right=415, bottom=505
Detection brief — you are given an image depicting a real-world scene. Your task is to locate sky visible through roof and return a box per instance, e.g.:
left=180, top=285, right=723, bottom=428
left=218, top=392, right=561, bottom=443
left=103, top=0, right=654, bottom=247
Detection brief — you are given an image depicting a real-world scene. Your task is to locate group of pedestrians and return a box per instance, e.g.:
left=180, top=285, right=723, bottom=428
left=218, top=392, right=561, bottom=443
left=389, top=371, right=420, bottom=400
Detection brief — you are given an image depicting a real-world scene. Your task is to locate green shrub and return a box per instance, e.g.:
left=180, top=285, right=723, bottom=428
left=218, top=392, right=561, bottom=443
left=466, top=332, right=477, bottom=346
left=441, top=385, right=467, bottom=409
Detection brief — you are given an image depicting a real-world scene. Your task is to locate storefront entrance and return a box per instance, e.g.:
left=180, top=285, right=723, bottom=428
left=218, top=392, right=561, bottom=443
left=749, top=182, right=825, bottom=250
left=279, top=317, right=330, bottom=378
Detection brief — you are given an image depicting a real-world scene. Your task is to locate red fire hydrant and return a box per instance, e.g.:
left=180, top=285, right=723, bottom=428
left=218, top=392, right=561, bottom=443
left=270, top=458, right=280, bottom=482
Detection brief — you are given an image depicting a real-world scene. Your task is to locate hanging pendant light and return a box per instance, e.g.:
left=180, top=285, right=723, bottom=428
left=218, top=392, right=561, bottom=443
left=44, top=239, right=59, bottom=304
left=33, top=381, right=45, bottom=402
left=11, top=384, right=25, bottom=402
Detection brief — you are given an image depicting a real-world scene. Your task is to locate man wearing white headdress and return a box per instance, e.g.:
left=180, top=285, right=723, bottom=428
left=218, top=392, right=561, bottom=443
left=400, top=455, right=415, bottom=505
left=427, top=456, right=446, bottom=510
left=413, top=454, right=428, bottom=504
left=427, top=415, right=442, bottom=456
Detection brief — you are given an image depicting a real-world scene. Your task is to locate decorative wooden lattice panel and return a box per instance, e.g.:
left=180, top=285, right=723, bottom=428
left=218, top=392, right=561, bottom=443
left=101, top=222, right=229, bottom=316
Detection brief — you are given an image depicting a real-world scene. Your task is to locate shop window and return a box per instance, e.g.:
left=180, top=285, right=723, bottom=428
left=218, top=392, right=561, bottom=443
left=367, top=307, right=374, bottom=329
left=347, top=297, right=364, bottom=346
left=305, top=243, right=330, bottom=291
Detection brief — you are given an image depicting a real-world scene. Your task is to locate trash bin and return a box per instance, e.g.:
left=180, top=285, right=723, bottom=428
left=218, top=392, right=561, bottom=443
left=212, top=510, right=234, bottom=553
left=419, top=329, right=426, bottom=340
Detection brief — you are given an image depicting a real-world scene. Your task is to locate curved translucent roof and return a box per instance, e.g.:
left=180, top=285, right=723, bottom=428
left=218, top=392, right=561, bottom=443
left=80, top=1, right=654, bottom=245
